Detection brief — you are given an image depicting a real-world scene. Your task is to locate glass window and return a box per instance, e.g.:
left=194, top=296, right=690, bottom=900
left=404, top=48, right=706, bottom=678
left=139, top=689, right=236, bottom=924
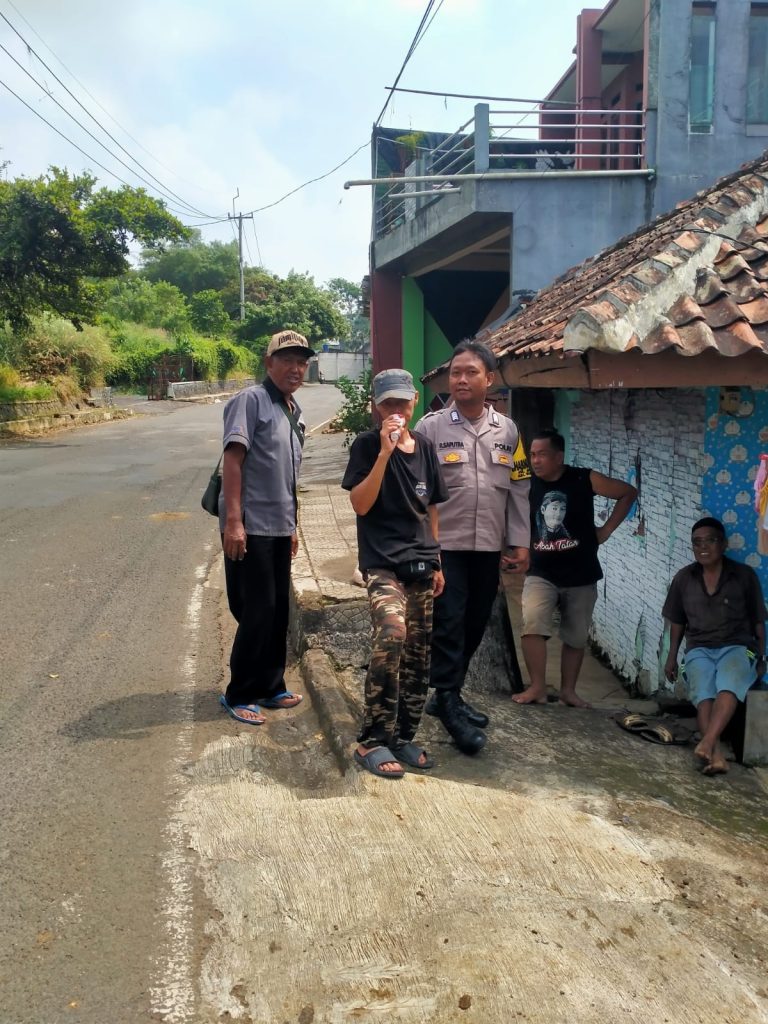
left=748, top=5, right=768, bottom=124
left=690, top=3, right=716, bottom=133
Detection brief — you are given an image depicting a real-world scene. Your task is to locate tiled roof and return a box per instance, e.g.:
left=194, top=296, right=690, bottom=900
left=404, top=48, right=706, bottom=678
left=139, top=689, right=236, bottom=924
left=479, top=153, right=768, bottom=364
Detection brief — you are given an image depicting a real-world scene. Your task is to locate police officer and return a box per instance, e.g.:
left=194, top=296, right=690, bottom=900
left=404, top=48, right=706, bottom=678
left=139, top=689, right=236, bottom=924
left=414, top=340, right=530, bottom=754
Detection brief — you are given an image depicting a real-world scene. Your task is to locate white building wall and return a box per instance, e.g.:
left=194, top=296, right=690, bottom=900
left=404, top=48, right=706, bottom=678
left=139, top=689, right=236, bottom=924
left=566, top=389, right=707, bottom=695
left=317, top=352, right=368, bottom=382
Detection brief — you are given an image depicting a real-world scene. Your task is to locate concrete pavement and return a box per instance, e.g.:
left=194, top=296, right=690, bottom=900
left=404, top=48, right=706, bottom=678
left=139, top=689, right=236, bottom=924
left=186, top=424, right=768, bottom=1023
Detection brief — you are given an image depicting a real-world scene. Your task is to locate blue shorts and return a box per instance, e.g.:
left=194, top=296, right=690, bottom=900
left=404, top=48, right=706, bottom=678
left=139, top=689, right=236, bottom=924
left=683, top=645, right=757, bottom=706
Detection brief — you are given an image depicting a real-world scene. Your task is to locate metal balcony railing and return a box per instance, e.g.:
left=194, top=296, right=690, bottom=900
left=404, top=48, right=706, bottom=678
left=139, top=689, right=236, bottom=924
left=371, top=101, right=648, bottom=238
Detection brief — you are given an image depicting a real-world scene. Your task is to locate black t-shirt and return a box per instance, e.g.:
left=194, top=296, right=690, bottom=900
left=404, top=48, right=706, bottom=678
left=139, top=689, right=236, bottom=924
left=528, top=465, right=603, bottom=587
left=341, top=429, right=448, bottom=572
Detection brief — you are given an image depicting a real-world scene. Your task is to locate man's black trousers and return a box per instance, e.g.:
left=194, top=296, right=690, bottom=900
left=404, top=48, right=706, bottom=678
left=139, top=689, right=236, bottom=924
left=430, top=549, right=501, bottom=692
left=223, top=534, right=292, bottom=706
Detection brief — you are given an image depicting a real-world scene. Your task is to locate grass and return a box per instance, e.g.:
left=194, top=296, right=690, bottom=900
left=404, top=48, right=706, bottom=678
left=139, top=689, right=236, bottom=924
left=0, top=382, right=56, bottom=402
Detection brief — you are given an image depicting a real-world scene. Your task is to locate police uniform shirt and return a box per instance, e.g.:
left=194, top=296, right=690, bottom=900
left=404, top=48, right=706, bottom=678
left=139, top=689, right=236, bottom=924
left=413, top=403, right=531, bottom=552
left=218, top=376, right=304, bottom=536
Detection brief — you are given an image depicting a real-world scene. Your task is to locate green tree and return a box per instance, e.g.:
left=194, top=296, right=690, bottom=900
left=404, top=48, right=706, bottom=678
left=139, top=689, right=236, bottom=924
left=327, top=276, right=369, bottom=351
left=99, top=276, right=191, bottom=334
left=140, top=234, right=239, bottom=297
left=236, top=271, right=349, bottom=348
left=188, top=289, right=232, bottom=336
left=0, top=168, right=188, bottom=330
left=326, top=277, right=361, bottom=318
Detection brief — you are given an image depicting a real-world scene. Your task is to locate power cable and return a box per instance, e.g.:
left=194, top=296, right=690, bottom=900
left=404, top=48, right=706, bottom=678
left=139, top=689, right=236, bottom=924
left=251, top=219, right=263, bottom=266
left=375, top=0, right=441, bottom=127
left=0, top=8, right=220, bottom=218
left=0, top=38, right=214, bottom=220
left=0, top=75, right=151, bottom=191
left=2, top=0, right=219, bottom=197
left=241, top=139, right=370, bottom=216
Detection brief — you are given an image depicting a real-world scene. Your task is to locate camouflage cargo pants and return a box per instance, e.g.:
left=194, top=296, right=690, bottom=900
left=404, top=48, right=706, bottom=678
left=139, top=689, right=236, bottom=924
left=359, top=568, right=434, bottom=749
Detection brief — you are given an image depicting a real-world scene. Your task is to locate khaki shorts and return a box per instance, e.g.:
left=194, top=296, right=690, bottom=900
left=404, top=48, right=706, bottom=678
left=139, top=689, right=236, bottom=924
left=521, top=576, right=598, bottom=649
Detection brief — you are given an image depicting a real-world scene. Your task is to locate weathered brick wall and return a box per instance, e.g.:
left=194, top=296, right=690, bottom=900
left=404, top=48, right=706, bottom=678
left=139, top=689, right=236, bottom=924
left=0, top=399, right=62, bottom=422
left=566, top=389, right=707, bottom=695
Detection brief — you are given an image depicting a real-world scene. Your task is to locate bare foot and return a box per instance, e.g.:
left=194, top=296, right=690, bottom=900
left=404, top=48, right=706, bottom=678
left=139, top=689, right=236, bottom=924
left=512, top=688, right=548, bottom=705
left=558, top=692, right=592, bottom=709
left=267, top=693, right=302, bottom=708
left=702, top=755, right=729, bottom=776
left=356, top=745, right=402, bottom=773
left=693, top=741, right=712, bottom=766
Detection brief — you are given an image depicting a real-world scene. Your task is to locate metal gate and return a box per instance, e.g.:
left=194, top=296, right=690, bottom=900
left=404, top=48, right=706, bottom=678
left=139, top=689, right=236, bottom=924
left=146, top=354, right=194, bottom=400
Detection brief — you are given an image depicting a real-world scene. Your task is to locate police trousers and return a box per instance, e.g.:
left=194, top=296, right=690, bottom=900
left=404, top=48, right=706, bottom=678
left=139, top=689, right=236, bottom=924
left=224, top=534, right=292, bottom=706
left=430, top=550, right=501, bottom=692
left=359, top=568, right=434, bottom=749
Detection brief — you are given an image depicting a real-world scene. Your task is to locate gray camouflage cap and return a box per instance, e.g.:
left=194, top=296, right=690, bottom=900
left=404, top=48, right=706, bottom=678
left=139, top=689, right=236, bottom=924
left=372, top=368, right=416, bottom=403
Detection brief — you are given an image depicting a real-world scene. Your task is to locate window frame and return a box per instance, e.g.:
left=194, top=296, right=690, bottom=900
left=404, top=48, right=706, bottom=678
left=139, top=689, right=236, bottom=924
left=689, top=1, right=717, bottom=135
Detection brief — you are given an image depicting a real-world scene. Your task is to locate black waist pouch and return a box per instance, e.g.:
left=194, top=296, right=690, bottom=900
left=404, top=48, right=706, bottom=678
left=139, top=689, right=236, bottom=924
left=392, top=559, right=437, bottom=584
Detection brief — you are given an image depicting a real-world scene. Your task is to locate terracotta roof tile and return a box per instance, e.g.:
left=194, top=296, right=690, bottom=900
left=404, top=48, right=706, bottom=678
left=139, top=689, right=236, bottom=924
left=668, top=295, right=704, bottom=326
left=468, top=151, right=768, bottom=367
left=740, top=295, right=768, bottom=323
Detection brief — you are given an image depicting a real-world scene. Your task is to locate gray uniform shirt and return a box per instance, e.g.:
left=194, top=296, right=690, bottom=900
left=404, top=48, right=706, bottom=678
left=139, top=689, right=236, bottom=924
left=218, top=377, right=304, bottom=536
left=414, top=403, right=531, bottom=552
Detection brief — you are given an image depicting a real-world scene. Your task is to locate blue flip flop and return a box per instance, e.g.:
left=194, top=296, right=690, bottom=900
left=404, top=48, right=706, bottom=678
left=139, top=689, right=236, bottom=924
left=219, top=694, right=265, bottom=725
left=259, top=691, right=303, bottom=709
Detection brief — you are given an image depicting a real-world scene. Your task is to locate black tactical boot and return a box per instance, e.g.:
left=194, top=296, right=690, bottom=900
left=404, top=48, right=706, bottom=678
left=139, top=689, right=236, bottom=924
left=435, top=690, right=487, bottom=755
left=457, top=693, right=489, bottom=729
left=426, top=691, right=490, bottom=729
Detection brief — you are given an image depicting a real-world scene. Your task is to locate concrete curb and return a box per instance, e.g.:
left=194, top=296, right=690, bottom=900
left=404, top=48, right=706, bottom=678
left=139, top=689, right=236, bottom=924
left=0, top=406, right=133, bottom=437
left=298, top=648, right=358, bottom=771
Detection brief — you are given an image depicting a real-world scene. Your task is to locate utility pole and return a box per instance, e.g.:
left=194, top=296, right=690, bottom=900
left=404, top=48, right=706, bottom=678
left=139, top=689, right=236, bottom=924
left=228, top=189, right=254, bottom=321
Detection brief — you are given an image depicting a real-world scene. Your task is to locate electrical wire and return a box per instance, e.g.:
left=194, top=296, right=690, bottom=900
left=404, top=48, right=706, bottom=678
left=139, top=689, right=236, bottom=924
left=0, top=74, right=150, bottom=191
left=251, top=219, right=263, bottom=266
left=241, top=139, right=370, bottom=216
left=2, top=0, right=219, bottom=197
left=0, top=44, right=211, bottom=220
left=0, top=8, right=220, bottom=219
left=374, top=0, right=443, bottom=127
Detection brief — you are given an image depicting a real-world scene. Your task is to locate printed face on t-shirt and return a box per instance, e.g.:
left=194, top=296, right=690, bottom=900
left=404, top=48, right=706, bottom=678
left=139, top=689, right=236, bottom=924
left=542, top=497, right=566, bottom=531
left=534, top=489, right=577, bottom=552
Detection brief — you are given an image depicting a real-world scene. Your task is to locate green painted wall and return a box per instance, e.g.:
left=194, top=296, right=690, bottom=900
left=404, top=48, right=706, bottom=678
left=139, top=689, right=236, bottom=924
left=424, top=311, right=454, bottom=394
left=554, top=390, right=581, bottom=462
left=401, top=277, right=425, bottom=420
left=401, top=276, right=453, bottom=420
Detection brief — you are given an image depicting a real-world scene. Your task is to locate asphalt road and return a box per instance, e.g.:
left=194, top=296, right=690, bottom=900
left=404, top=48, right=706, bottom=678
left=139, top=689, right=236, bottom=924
left=0, top=383, right=342, bottom=1024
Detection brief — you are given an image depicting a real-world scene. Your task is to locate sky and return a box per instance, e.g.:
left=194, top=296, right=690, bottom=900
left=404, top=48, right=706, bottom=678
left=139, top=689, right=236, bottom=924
left=0, top=0, right=592, bottom=288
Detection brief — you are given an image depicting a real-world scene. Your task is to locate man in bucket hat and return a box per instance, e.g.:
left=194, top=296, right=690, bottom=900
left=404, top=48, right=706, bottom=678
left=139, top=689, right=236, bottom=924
left=342, top=368, right=448, bottom=778
left=218, top=329, right=315, bottom=725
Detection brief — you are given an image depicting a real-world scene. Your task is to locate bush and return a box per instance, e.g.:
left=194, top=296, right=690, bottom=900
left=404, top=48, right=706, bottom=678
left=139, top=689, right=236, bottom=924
left=0, top=381, right=55, bottom=402
left=0, top=314, right=116, bottom=394
left=332, top=370, right=373, bottom=445
left=0, top=364, right=20, bottom=389
left=103, top=322, right=259, bottom=388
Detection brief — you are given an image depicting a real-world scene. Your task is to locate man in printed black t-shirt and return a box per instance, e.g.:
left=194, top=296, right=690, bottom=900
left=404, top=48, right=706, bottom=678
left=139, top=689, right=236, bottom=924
left=342, top=368, right=448, bottom=779
left=513, top=429, right=637, bottom=708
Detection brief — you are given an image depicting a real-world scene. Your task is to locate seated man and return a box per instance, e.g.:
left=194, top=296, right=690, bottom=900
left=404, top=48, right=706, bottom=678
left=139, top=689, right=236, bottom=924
left=663, top=517, right=766, bottom=775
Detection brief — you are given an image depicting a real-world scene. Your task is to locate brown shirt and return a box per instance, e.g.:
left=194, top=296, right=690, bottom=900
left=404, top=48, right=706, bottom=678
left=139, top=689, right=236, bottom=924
left=662, top=557, right=767, bottom=650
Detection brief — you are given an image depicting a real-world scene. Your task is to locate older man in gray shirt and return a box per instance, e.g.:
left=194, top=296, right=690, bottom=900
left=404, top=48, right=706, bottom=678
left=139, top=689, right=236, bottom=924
left=218, top=330, right=314, bottom=725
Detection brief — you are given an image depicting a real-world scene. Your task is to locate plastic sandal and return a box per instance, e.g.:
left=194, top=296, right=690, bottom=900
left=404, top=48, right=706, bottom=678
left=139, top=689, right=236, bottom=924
left=353, top=746, right=404, bottom=778
left=219, top=694, right=265, bottom=725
